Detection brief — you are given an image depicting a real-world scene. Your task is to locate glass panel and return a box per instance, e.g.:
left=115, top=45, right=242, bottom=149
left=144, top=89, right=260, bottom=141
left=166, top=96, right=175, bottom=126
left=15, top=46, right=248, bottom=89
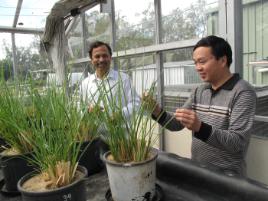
left=252, top=120, right=268, bottom=138
left=0, top=33, right=11, bottom=59
left=243, top=0, right=268, bottom=85
left=163, top=48, right=200, bottom=85
left=67, top=5, right=111, bottom=60
left=0, top=1, right=17, bottom=26
left=0, top=33, right=12, bottom=80
left=84, top=5, right=111, bottom=49
left=67, top=15, right=84, bottom=59
left=18, top=0, right=58, bottom=28
left=116, top=54, right=155, bottom=96
left=114, top=0, right=155, bottom=51
left=162, top=48, right=200, bottom=112
left=242, top=0, right=268, bottom=139
left=161, top=0, right=218, bottom=43
left=1, top=33, right=50, bottom=81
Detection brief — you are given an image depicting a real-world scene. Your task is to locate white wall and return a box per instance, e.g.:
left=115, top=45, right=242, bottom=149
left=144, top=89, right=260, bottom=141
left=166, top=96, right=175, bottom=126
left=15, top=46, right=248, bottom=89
left=164, top=128, right=192, bottom=158
left=246, top=136, right=268, bottom=185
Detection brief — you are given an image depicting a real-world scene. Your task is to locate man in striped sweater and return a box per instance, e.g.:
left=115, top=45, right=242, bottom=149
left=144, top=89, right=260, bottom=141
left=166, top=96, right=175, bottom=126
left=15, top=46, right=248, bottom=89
left=151, top=35, right=256, bottom=176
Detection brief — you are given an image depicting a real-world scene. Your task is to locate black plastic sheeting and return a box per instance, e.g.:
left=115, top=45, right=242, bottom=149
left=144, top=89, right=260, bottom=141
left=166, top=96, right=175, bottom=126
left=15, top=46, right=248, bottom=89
left=156, top=152, right=268, bottom=201
left=1, top=151, right=268, bottom=201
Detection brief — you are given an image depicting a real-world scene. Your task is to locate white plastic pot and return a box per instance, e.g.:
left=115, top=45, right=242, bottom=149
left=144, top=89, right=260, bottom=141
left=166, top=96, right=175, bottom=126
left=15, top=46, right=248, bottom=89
left=103, top=149, right=158, bottom=201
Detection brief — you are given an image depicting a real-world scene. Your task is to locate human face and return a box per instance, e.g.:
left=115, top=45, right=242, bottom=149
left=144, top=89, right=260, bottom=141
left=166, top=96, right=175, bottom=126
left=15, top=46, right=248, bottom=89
left=91, top=45, right=112, bottom=78
left=193, top=46, right=226, bottom=85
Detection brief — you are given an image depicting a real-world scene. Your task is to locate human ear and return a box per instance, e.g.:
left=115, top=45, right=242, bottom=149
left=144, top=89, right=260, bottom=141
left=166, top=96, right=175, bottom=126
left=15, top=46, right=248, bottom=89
left=220, top=56, right=228, bottom=67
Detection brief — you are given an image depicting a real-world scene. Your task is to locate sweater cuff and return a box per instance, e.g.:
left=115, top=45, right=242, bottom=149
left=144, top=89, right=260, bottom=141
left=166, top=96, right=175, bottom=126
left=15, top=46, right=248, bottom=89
left=194, top=122, right=212, bottom=141
left=152, top=108, right=167, bottom=124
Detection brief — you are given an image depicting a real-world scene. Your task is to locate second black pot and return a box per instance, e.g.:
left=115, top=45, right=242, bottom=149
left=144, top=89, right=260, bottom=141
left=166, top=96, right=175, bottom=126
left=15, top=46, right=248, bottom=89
left=0, top=152, right=34, bottom=192
left=78, top=138, right=109, bottom=176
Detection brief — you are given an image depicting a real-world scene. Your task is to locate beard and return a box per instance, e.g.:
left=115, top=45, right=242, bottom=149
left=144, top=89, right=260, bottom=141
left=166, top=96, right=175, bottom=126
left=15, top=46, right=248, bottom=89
left=95, top=62, right=109, bottom=69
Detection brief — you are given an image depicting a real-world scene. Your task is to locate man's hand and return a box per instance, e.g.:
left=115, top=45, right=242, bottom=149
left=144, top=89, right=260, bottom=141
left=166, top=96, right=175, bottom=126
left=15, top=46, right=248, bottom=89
left=174, top=109, right=201, bottom=132
left=88, top=104, right=104, bottom=113
left=142, top=92, right=161, bottom=117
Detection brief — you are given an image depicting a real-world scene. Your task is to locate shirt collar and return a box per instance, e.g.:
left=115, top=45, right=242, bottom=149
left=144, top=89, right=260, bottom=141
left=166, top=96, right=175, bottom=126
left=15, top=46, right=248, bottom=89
left=93, top=69, right=116, bottom=82
left=206, top=73, right=241, bottom=92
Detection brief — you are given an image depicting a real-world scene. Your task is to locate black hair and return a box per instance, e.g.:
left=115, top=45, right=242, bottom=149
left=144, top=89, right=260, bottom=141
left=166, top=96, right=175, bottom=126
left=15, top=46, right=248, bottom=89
left=193, top=35, right=233, bottom=67
left=88, top=41, right=112, bottom=59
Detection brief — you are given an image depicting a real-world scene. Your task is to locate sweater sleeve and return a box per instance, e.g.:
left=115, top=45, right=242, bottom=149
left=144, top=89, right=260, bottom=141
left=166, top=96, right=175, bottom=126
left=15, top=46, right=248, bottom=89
left=152, top=110, right=184, bottom=131
left=152, top=91, right=195, bottom=132
left=152, top=88, right=197, bottom=131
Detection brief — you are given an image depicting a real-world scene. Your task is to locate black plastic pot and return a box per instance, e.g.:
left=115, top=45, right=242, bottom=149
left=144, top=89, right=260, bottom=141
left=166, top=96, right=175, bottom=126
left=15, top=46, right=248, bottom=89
left=0, top=152, right=34, bottom=193
left=0, top=137, right=7, bottom=153
left=78, top=138, right=109, bottom=176
left=17, top=165, right=88, bottom=201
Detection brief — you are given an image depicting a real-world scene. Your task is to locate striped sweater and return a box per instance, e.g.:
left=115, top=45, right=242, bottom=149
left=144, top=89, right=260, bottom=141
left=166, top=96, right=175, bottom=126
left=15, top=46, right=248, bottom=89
left=157, top=74, right=257, bottom=176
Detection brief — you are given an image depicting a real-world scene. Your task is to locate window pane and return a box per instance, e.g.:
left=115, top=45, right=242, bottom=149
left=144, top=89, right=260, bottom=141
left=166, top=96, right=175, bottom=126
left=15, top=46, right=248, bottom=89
left=0, top=33, right=12, bottom=80
left=0, top=34, right=50, bottom=80
left=0, top=1, right=16, bottom=26
left=114, top=0, right=155, bottom=51
left=242, top=0, right=268, bottom=138
left=161, top=0, right=219, bottom=43
left=18, top=0, right=58, bottom=28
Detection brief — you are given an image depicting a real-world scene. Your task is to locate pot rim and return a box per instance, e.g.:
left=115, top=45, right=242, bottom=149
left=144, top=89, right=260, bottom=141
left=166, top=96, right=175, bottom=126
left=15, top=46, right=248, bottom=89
left=17, top=165, right=87, bottom=195
left=0, top=151, right=32, bottom=158
left=103, top=148, right=158, bottom=167
left=0, top=152, right=33, bottom=164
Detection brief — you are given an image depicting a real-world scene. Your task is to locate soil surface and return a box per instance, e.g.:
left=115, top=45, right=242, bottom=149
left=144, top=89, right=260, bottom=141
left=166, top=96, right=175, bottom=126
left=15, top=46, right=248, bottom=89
left=21, top=170, right=84, bottom=192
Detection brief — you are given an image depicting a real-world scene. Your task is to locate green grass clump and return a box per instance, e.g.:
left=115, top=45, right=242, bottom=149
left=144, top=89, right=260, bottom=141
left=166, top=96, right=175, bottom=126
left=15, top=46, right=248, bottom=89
left=27, top=86, right=87, bottom=188
left=95, top=74, right=161, bottom=163
left=0, top=82, right=34, bottom=155
left=0, top=78, right=98, bottom=188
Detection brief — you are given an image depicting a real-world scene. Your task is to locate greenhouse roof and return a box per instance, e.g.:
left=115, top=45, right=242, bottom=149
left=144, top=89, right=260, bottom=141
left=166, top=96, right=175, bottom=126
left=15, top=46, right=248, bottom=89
left=0, top=0, right=58, bottom=34
left=0, top=0, right=101, bottom=35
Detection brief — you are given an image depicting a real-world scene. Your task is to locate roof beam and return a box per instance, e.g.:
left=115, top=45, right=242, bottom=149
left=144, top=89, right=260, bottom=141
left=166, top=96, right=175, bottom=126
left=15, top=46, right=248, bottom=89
left=0, top=26, right=43, bottom=34
left=71, top=38, right=199, bottom=64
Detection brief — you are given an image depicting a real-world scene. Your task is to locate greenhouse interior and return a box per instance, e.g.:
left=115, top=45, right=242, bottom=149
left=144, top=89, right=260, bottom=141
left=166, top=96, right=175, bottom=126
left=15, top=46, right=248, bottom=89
left=0, top=0, right=268, bottom=200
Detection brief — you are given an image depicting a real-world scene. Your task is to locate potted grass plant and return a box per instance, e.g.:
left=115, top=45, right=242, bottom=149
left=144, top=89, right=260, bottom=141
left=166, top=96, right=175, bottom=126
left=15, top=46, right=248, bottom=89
left=96, top=75, right=162, bottom=201
left=16, top=85, right=88, bottom=201
left=75, top=96, right=107, bottom=176
left=0, top=82, right=35, bottom=194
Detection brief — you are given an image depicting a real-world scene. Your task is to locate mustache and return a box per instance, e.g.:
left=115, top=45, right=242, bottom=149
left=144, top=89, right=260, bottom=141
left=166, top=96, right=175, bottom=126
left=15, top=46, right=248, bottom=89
left=96, top=62, right=109, bottom=66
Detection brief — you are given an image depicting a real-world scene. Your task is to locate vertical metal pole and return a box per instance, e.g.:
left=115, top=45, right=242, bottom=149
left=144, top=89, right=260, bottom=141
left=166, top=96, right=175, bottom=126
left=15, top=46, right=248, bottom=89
left=101, top=0, right=116, bottom=69
left=81, top=12, right=89, bottom=76
left=109, top=0, right=116, bottom=69
left=11, top=0, right=23, bottom=80
left=81, top=13, right=87, bottom=57
left=218, top=0, right=227, bottom=38
left=154, top=0, right=165, bottom=151
left=227, top=0, right=243, bottom=75
left=218, top=0, right=243, bottom=74
left=11, top=33, right=17, bottom=79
